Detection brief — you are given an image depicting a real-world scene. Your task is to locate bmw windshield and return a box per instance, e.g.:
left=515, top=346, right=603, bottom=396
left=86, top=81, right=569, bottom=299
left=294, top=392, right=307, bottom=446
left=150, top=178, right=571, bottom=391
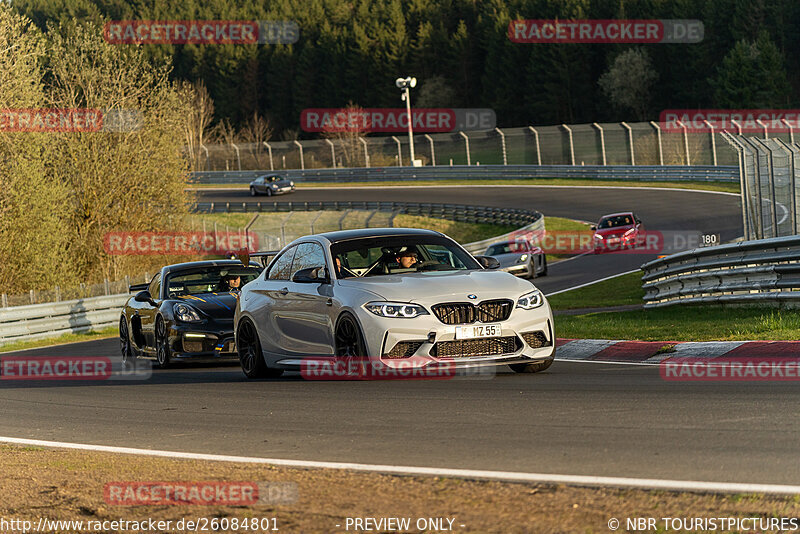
left=330, top=235, right=481, bottom=278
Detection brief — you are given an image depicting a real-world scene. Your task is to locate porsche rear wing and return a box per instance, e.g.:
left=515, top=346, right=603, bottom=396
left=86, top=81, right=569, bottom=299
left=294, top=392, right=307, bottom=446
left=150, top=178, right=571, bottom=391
left=239, top=250, right=281, bottom=267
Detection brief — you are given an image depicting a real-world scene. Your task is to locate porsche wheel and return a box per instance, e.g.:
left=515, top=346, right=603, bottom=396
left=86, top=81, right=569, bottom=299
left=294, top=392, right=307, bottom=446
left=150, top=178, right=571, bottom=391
left=119, top=316, right=134, bottom=367
left=335, top=313, right=367, bottom=358
left=155, top=316, right=171, bottom=369
left=266, top=188, right=273, bottom=197
left=510, top=358, right=553, bottom=374
left=249, top=186, right=257, bottom=196
left=237, top=318, right=283, bottom=379
left=539, top=255, right=548, bottom=276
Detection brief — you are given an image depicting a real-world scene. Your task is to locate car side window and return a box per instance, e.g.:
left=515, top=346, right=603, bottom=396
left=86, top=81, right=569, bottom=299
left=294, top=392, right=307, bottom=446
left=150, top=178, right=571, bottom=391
left=290, top=243, right=327, bottom=279
left=255, top=177, right=264, bottom=184
left=148, top=273, right=162, bottom=300
left=267, top=246, right=297, bottom=280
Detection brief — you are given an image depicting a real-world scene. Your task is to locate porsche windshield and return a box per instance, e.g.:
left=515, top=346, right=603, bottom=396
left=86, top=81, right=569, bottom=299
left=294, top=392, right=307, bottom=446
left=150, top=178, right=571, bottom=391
left=330, top=235, right=480, bottom=278
left=164, top=266, right=261, bottom=296
left=598, top=215, right=634, bottom=229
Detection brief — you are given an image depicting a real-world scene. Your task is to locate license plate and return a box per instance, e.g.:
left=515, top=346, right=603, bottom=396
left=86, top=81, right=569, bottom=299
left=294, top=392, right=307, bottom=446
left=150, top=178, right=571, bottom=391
left=455, top=323, right=502, bottom=340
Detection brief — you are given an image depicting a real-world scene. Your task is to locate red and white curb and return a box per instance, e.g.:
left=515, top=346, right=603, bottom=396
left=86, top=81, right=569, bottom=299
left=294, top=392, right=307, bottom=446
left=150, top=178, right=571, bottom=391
left=555, top=339, right=800, bottom=364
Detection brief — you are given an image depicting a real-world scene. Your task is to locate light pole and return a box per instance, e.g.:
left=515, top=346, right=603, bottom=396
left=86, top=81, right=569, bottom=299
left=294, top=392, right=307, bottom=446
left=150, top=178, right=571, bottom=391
left=396, top=76, right=417, bottom=166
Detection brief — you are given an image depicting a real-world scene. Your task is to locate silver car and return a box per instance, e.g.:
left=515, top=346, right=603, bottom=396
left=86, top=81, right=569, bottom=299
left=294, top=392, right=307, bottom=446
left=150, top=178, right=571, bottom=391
left=249, top=174, right=295, bottom=196
left=234, top=228, right=555, bottom=379
left=484, top=240, right=547, bottom=279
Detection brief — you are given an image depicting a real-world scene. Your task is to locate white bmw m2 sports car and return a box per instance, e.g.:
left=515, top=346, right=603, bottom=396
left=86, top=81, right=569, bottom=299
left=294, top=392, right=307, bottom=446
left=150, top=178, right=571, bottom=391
left=234, top=228, right=555, bottom=378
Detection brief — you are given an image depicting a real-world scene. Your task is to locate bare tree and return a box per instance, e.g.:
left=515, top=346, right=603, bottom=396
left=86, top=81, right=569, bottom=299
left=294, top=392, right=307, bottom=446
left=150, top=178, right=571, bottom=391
left=323, top=102, right=368, bottom=168
left=182, top=81, right=215, bottom=171
left=239, top=112, right=273, bottom=168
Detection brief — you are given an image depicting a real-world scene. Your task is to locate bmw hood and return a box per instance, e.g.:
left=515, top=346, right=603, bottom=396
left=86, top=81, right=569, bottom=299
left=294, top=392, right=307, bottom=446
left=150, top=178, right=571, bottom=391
left=338, top=270, right=539, bottom=304
left=175, top=293, right=238, bottom=318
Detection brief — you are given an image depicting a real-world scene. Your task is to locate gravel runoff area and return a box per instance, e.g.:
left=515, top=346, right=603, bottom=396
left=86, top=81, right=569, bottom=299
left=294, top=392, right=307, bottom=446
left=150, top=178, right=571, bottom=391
left=2, top=444, right=800, bottom=533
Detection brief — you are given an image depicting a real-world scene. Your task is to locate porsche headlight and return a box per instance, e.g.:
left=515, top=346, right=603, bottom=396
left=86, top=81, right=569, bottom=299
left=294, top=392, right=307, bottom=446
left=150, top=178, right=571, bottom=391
left=365, top=302, right=429, bottom=318
left=270, top=183, right=278, bottom=189
left=516, top=290, right=544, bottom=310
left=173, top=303, right=202, bottom=323
left=594, top=234, right=604, bottom=240
left=517, top=254, right=529, bottom=263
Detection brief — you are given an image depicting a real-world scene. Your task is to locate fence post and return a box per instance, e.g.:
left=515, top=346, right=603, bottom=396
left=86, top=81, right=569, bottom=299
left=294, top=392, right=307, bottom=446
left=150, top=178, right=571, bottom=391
left=104, top=278, right=110, bottom=296
left=621, top=122, right=635, bottom=165
left=310, top=211, right=324, bottom=234
left=338, top=210, right=349, bottom=230
left=751, top=137, right=780, bottom=237
left=703, top=120, right=718, bottom=166
left=676, top=120, right=690, bottom=165
left=774, top=138, right=798, bottom=234
left=125, top=275, right=130, bottom=291
left=30, top=290, right=35, bottom=304
left=325, top=139, right=336, bottom=168
left=459, top=131, right=471, bottom=166
left=649, top=121, right=664, bottom=165
left=391, top=136, right=402, bottom=166
left=200, top=144, right=210, bottom=171
left=359, top=137, right=370, bottom=167
left=561, top=124, right=575, bottom=165
left=592, top=123, right=606, bottom=165
left=757, top=119, right=769, bottom=139
left=230, top=142, right=242, bottom=171
left=781, top=118, right=795, bottom=144
left=495, top=127, right=508, bottom=165
left=1, top=293, right=6, bottom=308
left=424, top=134, right=435, bottom=166
left=527, top=126, right=542, bottom=165
left=740, top=137, right=765, bottom=239
left=293, top=140, right=305, bottom=169
left=263, top=142, right=274, bottom=171
left=55, top=285, right=60, bottom=302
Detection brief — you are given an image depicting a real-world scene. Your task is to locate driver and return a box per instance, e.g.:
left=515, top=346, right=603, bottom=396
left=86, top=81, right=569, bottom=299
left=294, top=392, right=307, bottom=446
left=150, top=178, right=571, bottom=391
left=217, top=274, right=242, bottom=292
left=395, top=249, right=419, bottom=269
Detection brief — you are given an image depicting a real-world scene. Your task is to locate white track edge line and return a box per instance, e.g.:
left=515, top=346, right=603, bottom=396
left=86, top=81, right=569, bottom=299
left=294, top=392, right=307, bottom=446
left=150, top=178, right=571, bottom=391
left=1, top=436, right=796, bottom=494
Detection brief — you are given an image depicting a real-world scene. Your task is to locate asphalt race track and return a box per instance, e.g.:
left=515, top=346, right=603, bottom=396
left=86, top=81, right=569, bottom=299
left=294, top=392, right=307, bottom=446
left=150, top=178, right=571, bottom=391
left=198, top=185, right=743, bottom=294
left=6, top=185, right=790, bottom=488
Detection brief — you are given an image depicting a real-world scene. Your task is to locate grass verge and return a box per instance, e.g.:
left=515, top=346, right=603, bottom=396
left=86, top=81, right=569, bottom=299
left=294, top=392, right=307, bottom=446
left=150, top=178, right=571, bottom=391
left=557, top=306, right=800, bottom=342
left=188, top=179, right=740, bottom=194
left=393, top=214, right=515, bottom=243
left=1, top=444, right=797, bottom=534
left=0, top=327, right=117, bottom=353
left=548, top=272, right=644, bottom=310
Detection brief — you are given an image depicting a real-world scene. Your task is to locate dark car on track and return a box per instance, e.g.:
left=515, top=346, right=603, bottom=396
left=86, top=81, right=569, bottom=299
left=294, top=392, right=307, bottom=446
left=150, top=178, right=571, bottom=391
left=249, top=173, right=296, bottom=196
left=119, top=260, right=262, bottom=368
left=591, top=211, right=645, bottom=253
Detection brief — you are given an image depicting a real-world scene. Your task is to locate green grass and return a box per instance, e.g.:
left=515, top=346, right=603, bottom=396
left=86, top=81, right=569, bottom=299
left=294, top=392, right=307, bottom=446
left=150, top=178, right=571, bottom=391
left=548, top=271, right=644, bottom=310
left=0, top=327, right=117, bottom=353
left=393, top=214, right=515, bottom=243
left=556, top=306, right=800, bottom=341
left=188, top=178, right=740, bottom=194
left=188, top=212, right=255, bottom=229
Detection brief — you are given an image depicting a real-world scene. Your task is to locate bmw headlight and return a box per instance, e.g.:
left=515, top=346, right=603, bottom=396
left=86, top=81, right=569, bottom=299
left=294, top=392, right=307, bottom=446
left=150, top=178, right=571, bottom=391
left=270, top=183, right=278, bottom=189
left=365, top=302, right=429, bottom=318
left=174, top=303, right=202, bottom=323
left=516, top=289, right=544, bottom=310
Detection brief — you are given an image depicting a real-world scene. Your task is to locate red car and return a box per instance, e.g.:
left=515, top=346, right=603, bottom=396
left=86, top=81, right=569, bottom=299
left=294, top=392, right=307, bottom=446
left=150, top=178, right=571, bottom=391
left=591, top=212, right=645, bottom=253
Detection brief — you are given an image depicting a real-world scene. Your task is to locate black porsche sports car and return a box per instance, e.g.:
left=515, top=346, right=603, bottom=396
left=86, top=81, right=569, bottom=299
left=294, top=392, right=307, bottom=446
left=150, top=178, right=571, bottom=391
left=119, top=260, right=262, bottom=368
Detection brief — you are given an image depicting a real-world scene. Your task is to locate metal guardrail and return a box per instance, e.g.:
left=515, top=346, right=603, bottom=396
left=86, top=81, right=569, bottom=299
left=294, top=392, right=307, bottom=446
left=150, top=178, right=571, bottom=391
left=641, top=235, right=800, bottom=308
left=194, top=200, right=542, bottom=227
left=190, top=164, right=738, bottom=185
left=0, top=294, right=128, bottom=345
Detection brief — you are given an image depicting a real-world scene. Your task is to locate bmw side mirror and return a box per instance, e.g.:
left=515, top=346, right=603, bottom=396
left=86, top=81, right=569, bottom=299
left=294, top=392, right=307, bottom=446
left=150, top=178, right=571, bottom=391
left=474, top=256, right=501, bottom=269
left=134, top=290, right=156, bottom=306
left=292, top=266, right=329, bottom=283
